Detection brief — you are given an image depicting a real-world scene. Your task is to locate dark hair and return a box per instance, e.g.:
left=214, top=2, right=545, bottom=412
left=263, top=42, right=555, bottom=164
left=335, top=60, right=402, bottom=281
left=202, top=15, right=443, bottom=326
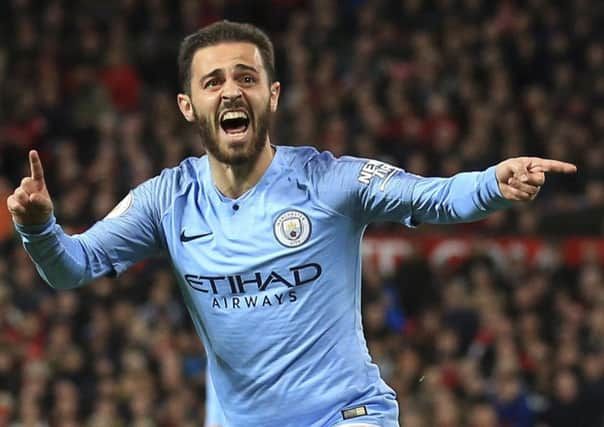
left=178, top=20, right=276, bottom=94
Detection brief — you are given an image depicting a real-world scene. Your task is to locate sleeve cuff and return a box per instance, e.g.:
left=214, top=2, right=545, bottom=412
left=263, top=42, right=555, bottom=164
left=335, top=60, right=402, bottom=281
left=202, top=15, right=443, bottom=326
left=14, top=215, right=56, bottom=237
left=482, top=166, right=513, bottom=209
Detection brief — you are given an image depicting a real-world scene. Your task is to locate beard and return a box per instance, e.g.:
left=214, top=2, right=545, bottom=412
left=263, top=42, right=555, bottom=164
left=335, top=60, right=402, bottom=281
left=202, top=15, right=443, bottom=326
left=194, top=99, right=271, bottom=166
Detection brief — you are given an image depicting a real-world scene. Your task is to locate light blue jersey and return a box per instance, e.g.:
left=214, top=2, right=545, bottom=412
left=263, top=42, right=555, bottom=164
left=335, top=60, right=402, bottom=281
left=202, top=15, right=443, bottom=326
left=206, top=371, right=227, bottom=427
left=16, top=146, right=510, bottom=426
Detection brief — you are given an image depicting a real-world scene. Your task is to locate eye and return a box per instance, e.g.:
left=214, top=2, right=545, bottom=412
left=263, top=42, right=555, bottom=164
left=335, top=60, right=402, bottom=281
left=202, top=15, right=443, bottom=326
left=241, top=75, right=256, bottom=85
left=204, top=78, right=220, bottom=89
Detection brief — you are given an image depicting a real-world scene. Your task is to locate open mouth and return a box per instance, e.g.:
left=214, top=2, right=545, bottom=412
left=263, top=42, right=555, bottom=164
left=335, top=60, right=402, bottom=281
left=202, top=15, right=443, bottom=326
left=219, top=110, right=250, bottom=135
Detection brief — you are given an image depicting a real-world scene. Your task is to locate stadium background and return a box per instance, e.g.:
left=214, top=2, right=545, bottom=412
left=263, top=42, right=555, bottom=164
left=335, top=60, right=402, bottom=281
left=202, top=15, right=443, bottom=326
left=0, top=0, right=603, bottom=426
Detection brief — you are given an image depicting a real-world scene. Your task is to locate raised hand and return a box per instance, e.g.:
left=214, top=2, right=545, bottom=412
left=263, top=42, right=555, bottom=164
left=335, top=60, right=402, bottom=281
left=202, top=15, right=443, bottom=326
left=495, top=157, right=577, bottom=201
left=6, top=150, right=54, bottom=225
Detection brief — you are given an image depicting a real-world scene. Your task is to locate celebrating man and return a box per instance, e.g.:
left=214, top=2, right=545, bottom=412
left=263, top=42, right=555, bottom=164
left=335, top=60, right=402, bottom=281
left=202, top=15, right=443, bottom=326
left=7, top=21, right=576, bottom=427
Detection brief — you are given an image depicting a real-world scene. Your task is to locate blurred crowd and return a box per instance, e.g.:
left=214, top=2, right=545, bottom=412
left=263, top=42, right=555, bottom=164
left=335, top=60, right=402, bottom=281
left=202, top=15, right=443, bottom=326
left=1, top=0, right=603, bottom=426
left=363, top=241, right=604, bottom=427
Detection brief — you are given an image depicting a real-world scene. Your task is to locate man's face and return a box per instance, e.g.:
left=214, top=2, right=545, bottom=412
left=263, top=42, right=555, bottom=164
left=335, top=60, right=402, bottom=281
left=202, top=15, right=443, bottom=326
left=178, top=42, right=280, bottom=165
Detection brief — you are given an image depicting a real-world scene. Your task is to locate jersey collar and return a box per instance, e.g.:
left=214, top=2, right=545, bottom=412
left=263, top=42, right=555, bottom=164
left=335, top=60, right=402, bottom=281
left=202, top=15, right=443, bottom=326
left=203, top=145, right=285, bottom=204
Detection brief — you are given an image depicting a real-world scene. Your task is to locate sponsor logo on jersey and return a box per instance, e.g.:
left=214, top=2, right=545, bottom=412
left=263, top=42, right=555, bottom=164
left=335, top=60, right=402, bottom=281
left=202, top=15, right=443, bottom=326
left=208, top=291, right=298, bottom=310
left=105, top=192, right=133, bottom=219
left=273, top=210, right=311, bottom=247
left=357, top=160, right=400, bottom=191
left=184, top=263, right=322, bottom=310
left=184, top=263, right=321, bottom=294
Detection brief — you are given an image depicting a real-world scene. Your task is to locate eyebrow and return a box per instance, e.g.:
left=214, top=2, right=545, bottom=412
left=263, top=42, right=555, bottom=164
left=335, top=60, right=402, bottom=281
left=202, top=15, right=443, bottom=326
left=233, top=64, right=259, bottom=74
left=200, top=68, right=223, bottom=83
left=200, top=64, right=259, bottom=82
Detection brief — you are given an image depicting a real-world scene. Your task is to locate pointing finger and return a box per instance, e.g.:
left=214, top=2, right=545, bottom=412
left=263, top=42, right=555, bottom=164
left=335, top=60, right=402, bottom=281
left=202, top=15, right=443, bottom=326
left=29, top=150, right=45, bottom=182
left=529, top=158, right=577, bottom=174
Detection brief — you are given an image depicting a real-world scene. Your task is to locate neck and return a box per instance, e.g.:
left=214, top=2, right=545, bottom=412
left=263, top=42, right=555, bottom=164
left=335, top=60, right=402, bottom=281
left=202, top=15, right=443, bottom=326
left=208, top=139, right=274, bottom=199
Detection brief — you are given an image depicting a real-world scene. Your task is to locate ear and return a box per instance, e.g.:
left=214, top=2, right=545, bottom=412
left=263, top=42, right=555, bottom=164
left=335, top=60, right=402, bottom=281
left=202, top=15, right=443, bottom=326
left=177, top=93, right=196, bottom=122
left=269, top=81, right=281, bottom=113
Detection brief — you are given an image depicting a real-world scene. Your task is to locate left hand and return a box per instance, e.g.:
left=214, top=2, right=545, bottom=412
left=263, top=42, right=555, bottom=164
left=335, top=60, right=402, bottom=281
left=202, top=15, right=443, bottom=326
left=495, top=157, right=577, bottom=201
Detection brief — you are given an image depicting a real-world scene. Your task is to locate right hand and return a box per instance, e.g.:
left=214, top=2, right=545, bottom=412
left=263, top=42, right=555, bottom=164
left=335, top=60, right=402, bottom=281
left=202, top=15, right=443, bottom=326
left=6, top=150, right=54, bottom=226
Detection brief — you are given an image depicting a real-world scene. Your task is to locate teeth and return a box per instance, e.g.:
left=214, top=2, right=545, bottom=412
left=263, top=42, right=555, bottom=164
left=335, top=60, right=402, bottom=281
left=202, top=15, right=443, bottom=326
left=222, top=111, right=248, bottom=121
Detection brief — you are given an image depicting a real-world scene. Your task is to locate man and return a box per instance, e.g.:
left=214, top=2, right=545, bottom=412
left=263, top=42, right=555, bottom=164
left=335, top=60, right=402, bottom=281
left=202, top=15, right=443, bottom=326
left=7, top=21, right=576, bottom=427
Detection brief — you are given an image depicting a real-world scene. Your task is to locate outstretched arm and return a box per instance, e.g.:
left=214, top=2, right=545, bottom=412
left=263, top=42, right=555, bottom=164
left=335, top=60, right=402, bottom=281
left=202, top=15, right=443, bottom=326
left=409, top=157, right=577, bottom=226
left=304, top=151, right=577, bottom=227
left=6, top=150, right=89, bottom=288
left=7, top=150, right=163, bottom=289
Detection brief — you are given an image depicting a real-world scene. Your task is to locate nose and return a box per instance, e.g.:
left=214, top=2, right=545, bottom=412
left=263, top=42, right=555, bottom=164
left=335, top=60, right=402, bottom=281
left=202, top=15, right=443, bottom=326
left=221, top=78, right=242, bottom=102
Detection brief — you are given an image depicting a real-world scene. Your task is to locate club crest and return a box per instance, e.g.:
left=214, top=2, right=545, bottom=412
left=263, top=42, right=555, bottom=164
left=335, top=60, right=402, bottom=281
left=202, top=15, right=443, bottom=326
left=273, top=210, right=311, bottom=247
left=105, top=192, right=133, bottom=219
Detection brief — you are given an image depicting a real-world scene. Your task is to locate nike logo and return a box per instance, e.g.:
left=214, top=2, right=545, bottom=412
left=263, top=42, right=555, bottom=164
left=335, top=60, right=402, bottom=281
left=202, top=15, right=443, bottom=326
left=180, top=230, right=213, bottom=242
